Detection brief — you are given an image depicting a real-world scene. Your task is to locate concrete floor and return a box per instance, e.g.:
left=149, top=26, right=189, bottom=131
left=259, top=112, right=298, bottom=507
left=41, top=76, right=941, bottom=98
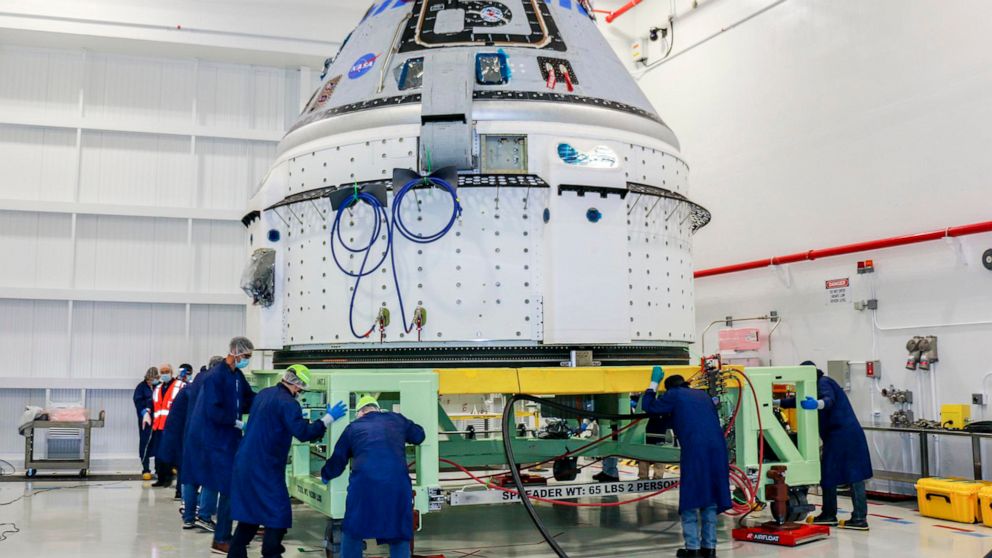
left=2, top=477, right=990, bottom=558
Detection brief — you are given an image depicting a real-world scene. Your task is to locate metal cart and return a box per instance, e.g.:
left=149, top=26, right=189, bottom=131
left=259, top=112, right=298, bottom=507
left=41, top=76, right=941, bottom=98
left=23, top=410, right=105, bottom=478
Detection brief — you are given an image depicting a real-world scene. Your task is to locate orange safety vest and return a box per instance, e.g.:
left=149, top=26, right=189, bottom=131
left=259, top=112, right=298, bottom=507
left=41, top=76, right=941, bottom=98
left=152, top=379, right=186, bottom=431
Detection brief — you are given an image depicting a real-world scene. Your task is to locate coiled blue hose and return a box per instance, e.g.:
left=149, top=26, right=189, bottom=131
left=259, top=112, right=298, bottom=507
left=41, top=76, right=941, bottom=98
left=330, top=191, right=391, bottom=338
left=329, top=177, right=460, bottom=339
left=389, top=177, right=461, bottom=334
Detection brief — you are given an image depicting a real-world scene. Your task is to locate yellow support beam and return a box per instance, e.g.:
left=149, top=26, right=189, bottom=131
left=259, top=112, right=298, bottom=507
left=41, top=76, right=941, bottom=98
left=437, top=367, right=520, bottom=395
left=436, top=365, right=703, bottom=395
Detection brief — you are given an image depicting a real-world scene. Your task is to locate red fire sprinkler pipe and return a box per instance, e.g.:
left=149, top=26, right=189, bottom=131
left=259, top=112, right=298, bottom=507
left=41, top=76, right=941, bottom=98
left=605, top=0, right=645, bottom=23
left=694, top=220, right=992, bottom=279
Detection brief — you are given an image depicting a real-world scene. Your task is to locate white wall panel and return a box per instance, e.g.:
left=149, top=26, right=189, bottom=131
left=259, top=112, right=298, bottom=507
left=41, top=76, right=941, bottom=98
left=0, top=389, right=44, bottom=460
left=197, top=138, right=276, bottom=209
left=0, top=42, right=286, bottom=468
left=190, top=304, right=247, bottom=365
left=78, top=130, right=193, bottom=207
left=74, top=215, right=189, bottom=292
left=197, top=63, right=284, bottom=132
left=86, top=388, right=140, bottom=459
left=0, top=299, right=69, bottom=378
left=0, top=210, right=74, bottom=288
left=192, top=220, right=246, bottom=293
left=0, top=46, right=82, bottom=118
left=70, top=301, right=186, bottom=379
left=0, top=124, right=77, bottom=202
left=83, top=54, right=194, bottom=126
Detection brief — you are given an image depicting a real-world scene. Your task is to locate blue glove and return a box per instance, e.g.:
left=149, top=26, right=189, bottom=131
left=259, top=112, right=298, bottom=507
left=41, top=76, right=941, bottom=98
left=328, top=401, right=347, bottom=421
left=800, top=396, right=820, bottom=410
left=321, top=475, right=330, bottom=485
left=651, top=366, right=665, bottom=384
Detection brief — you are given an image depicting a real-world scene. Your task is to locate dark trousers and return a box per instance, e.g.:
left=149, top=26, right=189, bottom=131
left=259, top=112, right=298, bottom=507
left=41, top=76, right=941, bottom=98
left=155, top=458, right=173, bottom=483
left=227, top=522, right=287, bottom=558
left=822, top=481, right=867, bottom=521
left=138, top=425, right=152, bottom=473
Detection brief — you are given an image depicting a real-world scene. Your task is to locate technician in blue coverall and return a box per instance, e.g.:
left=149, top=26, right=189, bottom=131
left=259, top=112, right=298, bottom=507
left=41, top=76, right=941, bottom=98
left=780, top=360, right=873, bottom=530
left=321, top=395, right=426, bottom=558
left=642, top=367, right=730, bottom=558
left=227, top=365, right=347, bottom=558
left=186, top=337, right=257, bottom=554
left=181, top=356, right=224, bottom=532
left=132, top=367, right=158, bottom=477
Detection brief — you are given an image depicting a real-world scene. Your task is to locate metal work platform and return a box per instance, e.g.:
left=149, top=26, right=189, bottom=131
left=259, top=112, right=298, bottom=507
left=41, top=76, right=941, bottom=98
left=247, top=363, right=821, bottom=557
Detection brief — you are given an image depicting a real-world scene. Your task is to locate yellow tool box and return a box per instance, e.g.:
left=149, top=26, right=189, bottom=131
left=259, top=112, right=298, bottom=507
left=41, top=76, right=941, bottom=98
left=940, top=404, right=971, bottom=430
left=916, top=477, right=984, bottom=524
left=978, top=485, right=992, bottom=527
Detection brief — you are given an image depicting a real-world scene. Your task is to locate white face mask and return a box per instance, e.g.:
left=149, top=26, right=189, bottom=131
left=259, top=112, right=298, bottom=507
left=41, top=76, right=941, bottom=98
left=161, top=374, right=172, bottom=382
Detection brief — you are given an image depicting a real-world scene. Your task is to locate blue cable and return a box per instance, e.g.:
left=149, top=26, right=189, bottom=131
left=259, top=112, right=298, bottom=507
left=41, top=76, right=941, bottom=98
left=328, top=177, right=461, bottom=339
left=389, top=177, right=462, bottom=333
left=329, top=191, right=391, bottom=338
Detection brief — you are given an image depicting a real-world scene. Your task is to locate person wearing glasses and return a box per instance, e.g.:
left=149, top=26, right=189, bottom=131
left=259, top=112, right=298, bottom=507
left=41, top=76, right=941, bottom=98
left=185, top=337, right=257, bottom=555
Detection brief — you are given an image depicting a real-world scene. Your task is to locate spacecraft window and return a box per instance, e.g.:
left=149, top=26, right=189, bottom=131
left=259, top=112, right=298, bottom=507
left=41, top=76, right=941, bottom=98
left=396, top=58, right=426, bottom=90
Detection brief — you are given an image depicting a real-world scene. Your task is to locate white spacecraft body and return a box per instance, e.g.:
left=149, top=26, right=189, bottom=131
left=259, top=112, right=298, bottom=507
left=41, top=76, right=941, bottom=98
left=244, top=0, right=709, bottom=365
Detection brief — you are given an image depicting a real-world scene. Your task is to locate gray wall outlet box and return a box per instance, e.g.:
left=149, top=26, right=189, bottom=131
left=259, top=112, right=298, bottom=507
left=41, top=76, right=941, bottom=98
left=827, top=360, right=851, bottom=391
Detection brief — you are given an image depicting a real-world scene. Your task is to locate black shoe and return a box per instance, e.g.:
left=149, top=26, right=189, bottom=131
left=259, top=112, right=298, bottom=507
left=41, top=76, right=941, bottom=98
left=844, top=518, right=869, bottom=531
left=699, top=549, right=715, bottom=558
left=178, top=505, right=185, bottom=516
left=811, top=514, right=839, bottom=526
left=592, top=471, right=620, bottom=483
left=182, top=520, right=196, bottom=530
left=173, top=493, right=182, bottom=501
left=676, top=550, right=699, bottom=557
left=195, top=517, right=217, bottom=532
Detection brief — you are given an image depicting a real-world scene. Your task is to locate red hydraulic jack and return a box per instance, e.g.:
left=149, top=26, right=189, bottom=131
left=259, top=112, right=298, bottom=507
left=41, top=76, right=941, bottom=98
left=732, top=466, right=830, bottom=547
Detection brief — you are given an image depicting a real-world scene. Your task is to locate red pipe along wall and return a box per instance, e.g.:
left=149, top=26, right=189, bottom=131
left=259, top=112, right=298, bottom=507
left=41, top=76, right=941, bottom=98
left=694, top=221, right=992, bottom=278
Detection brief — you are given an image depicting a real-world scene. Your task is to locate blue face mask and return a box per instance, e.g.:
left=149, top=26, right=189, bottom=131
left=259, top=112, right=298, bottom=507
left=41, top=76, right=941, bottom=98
left=235, top=358, right=250, bottom=370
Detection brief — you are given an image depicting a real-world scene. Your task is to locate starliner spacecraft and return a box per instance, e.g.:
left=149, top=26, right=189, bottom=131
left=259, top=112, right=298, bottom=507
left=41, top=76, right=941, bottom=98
left=242, top=0, right=711, bottom=369
left=238, top=6, right=825, bottom=553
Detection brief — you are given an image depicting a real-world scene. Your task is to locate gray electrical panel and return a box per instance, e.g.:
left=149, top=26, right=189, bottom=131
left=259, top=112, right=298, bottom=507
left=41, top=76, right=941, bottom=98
left=827, top=360, right=851, bottom=391
left=481, top=135, right=528, bottom=174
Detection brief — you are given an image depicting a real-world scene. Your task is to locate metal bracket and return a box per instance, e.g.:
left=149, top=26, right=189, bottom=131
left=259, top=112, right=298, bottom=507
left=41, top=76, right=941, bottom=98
left=420, top=50, right=475, bottom=170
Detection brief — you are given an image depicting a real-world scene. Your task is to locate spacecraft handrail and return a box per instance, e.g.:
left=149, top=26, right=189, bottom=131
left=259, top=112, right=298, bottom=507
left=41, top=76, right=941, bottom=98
left=694, top=219, right=992, bottom=278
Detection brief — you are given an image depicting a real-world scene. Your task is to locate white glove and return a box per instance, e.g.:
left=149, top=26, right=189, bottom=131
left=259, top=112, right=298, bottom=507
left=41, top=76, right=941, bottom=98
left=234, top=419, right=245, bottom=430
left=142, top=412, right=152, bottom=428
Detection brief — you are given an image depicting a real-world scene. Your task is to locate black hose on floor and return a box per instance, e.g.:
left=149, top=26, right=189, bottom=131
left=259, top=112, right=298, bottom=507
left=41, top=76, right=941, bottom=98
left=500, top=394, right=656, bottom=558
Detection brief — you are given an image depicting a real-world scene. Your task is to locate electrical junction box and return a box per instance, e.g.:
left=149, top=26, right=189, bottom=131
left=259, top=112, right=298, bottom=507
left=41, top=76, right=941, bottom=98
left=631, top=34, right=668, bottom=65
left=630, top=40, right=645, bottom=64
left=826, top=360, right=851, bottom=391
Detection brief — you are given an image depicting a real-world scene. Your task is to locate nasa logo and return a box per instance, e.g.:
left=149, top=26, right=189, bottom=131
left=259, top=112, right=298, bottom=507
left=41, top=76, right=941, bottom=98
left=480, top=6, right=504, bottom=23
left=348, top=53, right=378, bottom=79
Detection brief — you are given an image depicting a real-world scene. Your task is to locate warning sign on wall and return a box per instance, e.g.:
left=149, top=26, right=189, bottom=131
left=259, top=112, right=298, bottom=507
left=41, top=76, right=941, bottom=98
left=825, top=278, right=850, bottom=305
